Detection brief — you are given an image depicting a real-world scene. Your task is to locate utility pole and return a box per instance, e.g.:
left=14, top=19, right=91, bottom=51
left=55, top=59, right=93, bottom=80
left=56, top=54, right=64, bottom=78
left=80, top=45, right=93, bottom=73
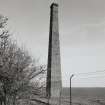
left=70, top=74, right=74, bottom=105
left=47, top=96, right=50, bottom=105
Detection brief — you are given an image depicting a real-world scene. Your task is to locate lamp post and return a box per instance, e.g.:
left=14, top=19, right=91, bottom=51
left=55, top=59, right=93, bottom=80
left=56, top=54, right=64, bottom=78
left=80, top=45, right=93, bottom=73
left=70, top=74, right=74, bottom=105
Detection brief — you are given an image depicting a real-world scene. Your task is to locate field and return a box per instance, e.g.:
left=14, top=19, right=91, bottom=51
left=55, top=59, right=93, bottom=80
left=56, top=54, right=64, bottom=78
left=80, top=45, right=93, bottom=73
left=61, top=87, right=105, bottom=105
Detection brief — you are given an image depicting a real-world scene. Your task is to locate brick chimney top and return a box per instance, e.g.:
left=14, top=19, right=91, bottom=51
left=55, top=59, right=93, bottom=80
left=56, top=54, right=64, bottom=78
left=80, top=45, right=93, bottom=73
left=50, top=3, right=58, bottom=8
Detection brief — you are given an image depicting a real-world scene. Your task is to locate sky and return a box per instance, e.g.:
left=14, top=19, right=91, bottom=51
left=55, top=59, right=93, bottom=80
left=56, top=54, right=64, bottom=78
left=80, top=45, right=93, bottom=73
left=0, top=0, right=105, bottom=87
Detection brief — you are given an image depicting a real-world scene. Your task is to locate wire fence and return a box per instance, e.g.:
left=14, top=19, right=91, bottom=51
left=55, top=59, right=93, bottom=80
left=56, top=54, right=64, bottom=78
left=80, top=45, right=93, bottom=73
left=71, top=70, right=105, bottom=87
left=65, top=70, right=105, bottom=105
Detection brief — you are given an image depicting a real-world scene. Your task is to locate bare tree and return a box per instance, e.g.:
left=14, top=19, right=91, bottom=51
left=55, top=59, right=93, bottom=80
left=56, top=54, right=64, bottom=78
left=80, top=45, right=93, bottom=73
left=0, top=15, right=46, bottom=105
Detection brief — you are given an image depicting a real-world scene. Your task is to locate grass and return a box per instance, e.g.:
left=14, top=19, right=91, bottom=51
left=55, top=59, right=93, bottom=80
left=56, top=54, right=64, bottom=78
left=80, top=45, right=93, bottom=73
left=61, top=87, right=105, bottom=105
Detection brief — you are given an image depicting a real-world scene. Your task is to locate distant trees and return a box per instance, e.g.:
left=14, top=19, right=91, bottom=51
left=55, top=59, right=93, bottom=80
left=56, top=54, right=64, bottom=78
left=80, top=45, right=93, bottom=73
left=0, top=15, right=46, bottom=105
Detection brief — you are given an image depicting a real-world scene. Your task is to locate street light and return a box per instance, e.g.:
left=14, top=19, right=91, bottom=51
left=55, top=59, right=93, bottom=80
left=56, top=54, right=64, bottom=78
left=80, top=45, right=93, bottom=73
left=70, top=74, right=74, bottom=105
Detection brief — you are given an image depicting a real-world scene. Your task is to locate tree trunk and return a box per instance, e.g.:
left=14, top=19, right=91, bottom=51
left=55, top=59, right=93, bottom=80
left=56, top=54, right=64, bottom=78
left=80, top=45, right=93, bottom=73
left=3, top=85, right=6, bottom=105
left=13, top=95, right=16, bottom=105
